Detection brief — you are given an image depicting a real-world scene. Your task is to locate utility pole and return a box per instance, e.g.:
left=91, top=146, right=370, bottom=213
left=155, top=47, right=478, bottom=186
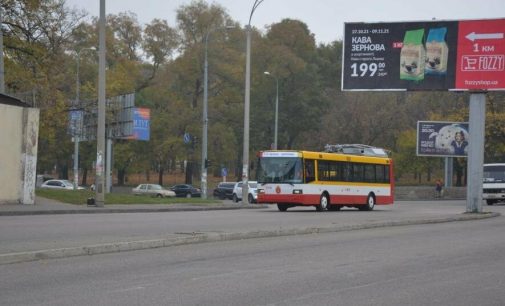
left=95, top=0, right=106, bottom=207
left=201, top=32, right=210, bottom=199
left=242, top=0, right=264, bottom=204
left=0, top=7, right=5, bottom=94
left=74, top=47, right=95, bottom=190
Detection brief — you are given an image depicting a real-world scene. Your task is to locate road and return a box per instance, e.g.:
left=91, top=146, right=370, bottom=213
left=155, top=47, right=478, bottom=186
left=0, top=200, right=489, bottom=254
left=1, top=208, right=505, bottom=305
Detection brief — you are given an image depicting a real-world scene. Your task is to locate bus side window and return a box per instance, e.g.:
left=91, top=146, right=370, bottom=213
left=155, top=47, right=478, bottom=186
left=305, top=159, right=315, bottom=182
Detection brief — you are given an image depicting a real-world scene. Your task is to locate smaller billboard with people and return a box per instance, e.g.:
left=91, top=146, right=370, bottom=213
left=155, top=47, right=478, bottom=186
left=417, top=121, right=469, bottom=157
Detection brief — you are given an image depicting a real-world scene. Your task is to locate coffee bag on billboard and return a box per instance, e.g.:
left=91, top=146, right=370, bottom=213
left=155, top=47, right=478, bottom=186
left=425, top=27, right=448, bottom=75
left=400, top=29, right=425, bottom=81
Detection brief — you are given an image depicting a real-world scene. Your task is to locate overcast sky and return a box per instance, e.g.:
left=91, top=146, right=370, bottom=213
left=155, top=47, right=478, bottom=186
left=66, top=0, right=505, bottom=44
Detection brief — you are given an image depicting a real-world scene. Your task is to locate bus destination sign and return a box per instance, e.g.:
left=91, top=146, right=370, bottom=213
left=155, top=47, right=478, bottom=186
left=342, top=18, right=505, bottom=91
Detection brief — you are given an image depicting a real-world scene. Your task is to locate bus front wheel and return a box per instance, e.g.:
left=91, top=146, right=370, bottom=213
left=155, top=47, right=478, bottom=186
left=316, top=194, right=329, bottom=212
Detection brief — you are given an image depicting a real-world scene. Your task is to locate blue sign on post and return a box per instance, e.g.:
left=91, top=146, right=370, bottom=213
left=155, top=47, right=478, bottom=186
left=221, top=167, right=228, bottom=177
left=183, top=133, right=191, bottom=144
left=69, top=110, right=83, bottom=136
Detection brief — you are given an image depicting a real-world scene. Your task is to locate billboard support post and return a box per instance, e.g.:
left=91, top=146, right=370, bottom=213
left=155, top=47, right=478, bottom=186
left=444, top=157, right=453, bottom=188
left=466, top=93, right=486, bottom=213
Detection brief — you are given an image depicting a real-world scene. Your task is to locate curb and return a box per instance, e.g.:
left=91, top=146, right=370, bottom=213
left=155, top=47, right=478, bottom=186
left=0, top=204, right=268, bottom=216
left=0, top=212, right=499, bottom=265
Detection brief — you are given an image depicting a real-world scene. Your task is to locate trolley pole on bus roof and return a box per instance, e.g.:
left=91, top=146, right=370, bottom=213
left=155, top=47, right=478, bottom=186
left=264, top=71, right=279, bottom=150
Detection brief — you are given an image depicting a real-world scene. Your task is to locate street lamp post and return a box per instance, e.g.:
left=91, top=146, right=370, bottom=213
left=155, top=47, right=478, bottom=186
left=201, top=25, right=234, bottom=199
left=95, top=0, right=106, bottom=207
left=263, top=71, right=279, bottom=150
left=242, top=0, right=264, bottom=205
left=201, top=31, right=210, bottom=199
left=74, top=47, right=96, bottom=190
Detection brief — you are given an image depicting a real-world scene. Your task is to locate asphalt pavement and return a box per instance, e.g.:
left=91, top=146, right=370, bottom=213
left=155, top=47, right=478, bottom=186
left=0, top=197, right=499, bottom=265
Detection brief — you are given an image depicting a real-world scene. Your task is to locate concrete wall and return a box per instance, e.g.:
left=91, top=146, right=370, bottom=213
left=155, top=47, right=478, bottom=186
left=395, top=186, right=467, bottom=200
left=0, top=104, right=39, bottom=204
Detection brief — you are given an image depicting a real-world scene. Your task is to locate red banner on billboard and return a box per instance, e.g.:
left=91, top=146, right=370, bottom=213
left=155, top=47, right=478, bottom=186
left=455, top=19, right=505, bottom=90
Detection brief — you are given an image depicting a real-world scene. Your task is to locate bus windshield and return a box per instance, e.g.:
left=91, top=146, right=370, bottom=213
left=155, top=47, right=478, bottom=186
left=484, top=165, right=505, bottom=183
left=258, top=157, right=303, bottom=184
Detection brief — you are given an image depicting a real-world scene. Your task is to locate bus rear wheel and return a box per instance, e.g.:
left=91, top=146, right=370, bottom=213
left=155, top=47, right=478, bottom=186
left=360, top=194, right=375, bottom=211
left=277, top=204, right=289, bottom=211
left=328, top=204, right=341, bottom=211
left=316, top=194, right=329, bottom=212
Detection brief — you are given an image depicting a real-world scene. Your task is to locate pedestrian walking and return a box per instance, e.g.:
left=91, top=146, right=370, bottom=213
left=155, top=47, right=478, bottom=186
left=435, top=179, right=443, bottom=198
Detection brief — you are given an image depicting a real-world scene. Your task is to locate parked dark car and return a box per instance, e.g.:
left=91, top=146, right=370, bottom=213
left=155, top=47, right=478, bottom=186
left=169, top=184, right=201, bottom=198
left=213, top=182, right=236, bottom=200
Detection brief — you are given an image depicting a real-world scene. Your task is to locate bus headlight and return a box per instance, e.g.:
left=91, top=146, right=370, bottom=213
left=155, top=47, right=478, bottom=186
left=293, top=189, right=303, bottom=194
left=258, top=189, right=265, bottom=194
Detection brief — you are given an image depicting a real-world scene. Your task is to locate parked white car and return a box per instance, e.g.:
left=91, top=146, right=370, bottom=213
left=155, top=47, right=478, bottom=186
left=232, top=181, right=258, bottom=203
left=40, top=179, right=85, bottom=190
left=132, top=184, right=176, bottom=198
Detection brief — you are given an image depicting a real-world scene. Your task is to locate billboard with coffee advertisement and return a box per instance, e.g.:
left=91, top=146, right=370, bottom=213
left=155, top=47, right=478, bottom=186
left=342, top=18, right=505, bottom=91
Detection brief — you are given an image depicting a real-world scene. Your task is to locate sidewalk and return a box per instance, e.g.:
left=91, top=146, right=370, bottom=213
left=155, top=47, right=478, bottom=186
left=0, top=198, right=499, bottom=265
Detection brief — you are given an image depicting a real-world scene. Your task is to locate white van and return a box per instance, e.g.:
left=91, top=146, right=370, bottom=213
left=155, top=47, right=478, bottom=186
left=483, top=163, right=505, bottom=205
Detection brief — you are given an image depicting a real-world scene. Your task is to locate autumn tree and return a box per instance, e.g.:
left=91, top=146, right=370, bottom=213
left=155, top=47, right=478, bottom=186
left=255, top=19, right=327, bottom=151
left=3, top=0, right=87, bottom=178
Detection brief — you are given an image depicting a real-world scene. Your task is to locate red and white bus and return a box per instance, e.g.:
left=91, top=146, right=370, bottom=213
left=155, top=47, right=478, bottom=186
left=256, top=145, right=394, bottom=211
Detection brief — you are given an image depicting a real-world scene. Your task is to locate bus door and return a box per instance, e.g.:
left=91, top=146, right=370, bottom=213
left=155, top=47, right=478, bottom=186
left=304, top=159, right=315, bottom=183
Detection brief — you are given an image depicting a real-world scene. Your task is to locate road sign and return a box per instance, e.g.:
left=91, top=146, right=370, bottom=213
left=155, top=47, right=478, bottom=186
left=342, top=18, right=505, bottom=91
left=221, top=167, right=228, bottom=177
left=183, top=133, right=191, bottom=144
left=69, top=110, right=83, bottom=137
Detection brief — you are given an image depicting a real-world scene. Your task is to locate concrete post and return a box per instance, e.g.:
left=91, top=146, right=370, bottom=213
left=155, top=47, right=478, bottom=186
left=20, top=108, right=39, bottom=204
left=201, top=32, right=209, bottom=199
left=444, top=157, right=453, bottom=188
left=0, top=7, right=5, bottom=94
left=466, top=93, right=486, bottom=213
left=95, top=0, right=106, bottom=206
